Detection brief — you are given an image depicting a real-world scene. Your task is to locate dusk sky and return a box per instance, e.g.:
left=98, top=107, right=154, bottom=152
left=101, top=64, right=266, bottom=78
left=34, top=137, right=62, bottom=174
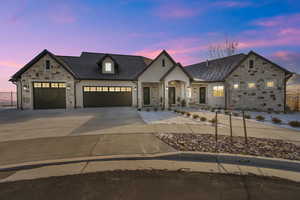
left=1, top=0, right=300, bottom=91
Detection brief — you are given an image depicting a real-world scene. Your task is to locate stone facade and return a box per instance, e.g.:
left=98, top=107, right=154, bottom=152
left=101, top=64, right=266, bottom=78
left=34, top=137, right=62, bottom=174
left=225, top=54, right=285, bottom=111
left=18, top=54, right=75, bottom=109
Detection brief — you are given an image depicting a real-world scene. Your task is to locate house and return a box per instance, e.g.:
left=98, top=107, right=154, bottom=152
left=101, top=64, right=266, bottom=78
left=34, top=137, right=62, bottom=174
left=10, top=49, right=292, bottom=111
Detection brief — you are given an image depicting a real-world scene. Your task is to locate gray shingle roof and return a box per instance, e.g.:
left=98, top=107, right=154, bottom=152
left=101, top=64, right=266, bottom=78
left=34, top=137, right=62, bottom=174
left=57, top=52, right=152, bottom=80
left=184, top=54, right=246, bottom=82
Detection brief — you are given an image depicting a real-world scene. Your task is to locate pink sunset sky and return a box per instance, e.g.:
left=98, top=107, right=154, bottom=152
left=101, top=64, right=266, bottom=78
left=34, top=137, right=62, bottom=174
left=1, top=0, right=300, bottom=91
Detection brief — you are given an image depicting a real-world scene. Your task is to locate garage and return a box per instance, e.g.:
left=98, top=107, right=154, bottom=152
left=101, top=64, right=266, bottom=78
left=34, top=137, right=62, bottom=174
left=33, top=82, right=66, bottom=109
left=83, top=86, right=132, bottom=107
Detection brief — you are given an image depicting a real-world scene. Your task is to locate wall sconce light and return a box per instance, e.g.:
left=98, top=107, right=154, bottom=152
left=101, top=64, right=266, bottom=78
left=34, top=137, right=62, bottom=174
left=165, top=87, right=169, bottom=90
left=133, top=86, right=137, bottom=90
left=23, top=85, right=29, bottom=90
left=66, top=86, right=71, bottom=90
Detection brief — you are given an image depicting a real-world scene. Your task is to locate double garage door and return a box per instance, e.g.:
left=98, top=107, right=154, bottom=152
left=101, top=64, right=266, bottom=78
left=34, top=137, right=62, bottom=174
left=33, top=82, right=66, bottom=109
left=83, top=86, right=132, bottom=107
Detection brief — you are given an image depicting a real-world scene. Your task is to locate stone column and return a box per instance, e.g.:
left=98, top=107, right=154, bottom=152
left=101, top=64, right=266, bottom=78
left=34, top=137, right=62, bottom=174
left=164, top=81, right=169, bottom=109
left=137, top=81, right=143, bottom=108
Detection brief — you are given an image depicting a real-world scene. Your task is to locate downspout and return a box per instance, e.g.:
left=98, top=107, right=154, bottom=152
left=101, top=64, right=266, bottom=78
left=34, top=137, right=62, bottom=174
left=224, top=82, right=228, bottom=110
left=284, top=73, right=293, bottom=113
left=74, top=80, right=77, bottom=109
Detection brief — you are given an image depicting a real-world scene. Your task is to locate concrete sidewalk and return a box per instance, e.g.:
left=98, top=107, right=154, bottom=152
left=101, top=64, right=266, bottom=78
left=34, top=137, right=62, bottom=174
left=1, top=152, right=300, bottom=183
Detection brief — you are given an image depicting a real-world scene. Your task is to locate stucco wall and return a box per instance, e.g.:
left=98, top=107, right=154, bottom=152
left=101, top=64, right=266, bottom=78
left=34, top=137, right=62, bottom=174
left=225, top=54, right=286, bottom=111
left=75, top=80, right=137, bottom=108
left=138, top=53, right=174, bottom=83
left=19, top=54, right=75, bottom=109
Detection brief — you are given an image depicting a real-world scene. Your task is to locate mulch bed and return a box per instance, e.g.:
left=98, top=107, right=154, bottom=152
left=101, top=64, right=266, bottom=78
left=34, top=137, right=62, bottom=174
left=157, top=133, right=300, bottom=161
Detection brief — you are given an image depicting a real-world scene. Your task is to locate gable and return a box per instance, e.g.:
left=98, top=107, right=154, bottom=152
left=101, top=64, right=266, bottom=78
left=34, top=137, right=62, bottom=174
left=20, top=53, right=75, bottom=82
left=138, top=50, right=176, bottom=82
left=10, top=49, right=77, bottom=81
left=226, top=53, right=286, bottom=84
left=162, top=65, right=190, bottom=83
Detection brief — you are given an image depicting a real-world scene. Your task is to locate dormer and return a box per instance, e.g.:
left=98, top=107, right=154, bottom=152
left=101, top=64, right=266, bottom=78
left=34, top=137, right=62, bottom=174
left=97, top=54, right=118, bottom=74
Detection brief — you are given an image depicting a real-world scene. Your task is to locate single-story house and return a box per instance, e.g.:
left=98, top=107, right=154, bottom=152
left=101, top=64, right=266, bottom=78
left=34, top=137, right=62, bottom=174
left=10, top=49, right=293, bottom=111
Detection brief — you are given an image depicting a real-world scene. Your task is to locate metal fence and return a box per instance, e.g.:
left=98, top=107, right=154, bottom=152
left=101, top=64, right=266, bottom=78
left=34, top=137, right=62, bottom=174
left=286, top=92, right=300, bottom=112
left=0, top=92, right=17, bottom=107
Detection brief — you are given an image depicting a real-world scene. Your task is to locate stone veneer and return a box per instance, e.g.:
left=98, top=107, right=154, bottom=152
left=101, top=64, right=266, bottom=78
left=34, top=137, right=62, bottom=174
left=225, top=54, right=285, bottom=111
left=18, top=54, right=75, bottom=109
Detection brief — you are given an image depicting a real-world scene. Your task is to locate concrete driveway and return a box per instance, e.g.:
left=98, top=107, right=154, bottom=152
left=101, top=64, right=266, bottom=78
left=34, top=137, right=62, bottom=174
left=0, top=107, right=152, bottom=142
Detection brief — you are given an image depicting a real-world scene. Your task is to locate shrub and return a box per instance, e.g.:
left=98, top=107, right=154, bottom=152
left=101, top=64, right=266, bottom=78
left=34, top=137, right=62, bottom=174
left=168, top=107, right=172, bottom=111
left=289, top=121, right=300, bottom=127
left=146, top=108, right=150, bottom=112
left=272, top=117, right=282, bottom=124
left=161, top=107, right=165, bottom=111
left=210, top=108, right=215, bottom=112
left=244, top=114, right=251, bottom=119
left=192, top=114, right=199, bottom=119
left=233, top=112, right=239, bottom=117
left=186, top=112, right=191, bottom=117
left=137, top=108, right=141, bottom=111
left=173, top=109, right=178, bottom=113
left=154, top=107, right=158, bottom=112
left=200, top=117, right=207, bottom=122
left=256, top=115, right=265, bottom=121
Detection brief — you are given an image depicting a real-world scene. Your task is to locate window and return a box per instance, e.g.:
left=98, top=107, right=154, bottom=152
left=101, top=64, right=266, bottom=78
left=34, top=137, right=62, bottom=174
left=51, top=83, right=59, bottom=88
left=58, top=83, right=66, bottom=88
left=84, top=87, right=90, bottom=92
left=233, top=83, right=239, bottom=89
left=105, top=62, right=112, bottom=72
left=102, top=87, right=108, bottom=92
left=33, top=82, right=42, bottom=88
left=248, top=82, right=256, bottom=89
left=42, top=83, right=50, bottom=88
left=90, top=87, right=96, bottom=92
left=45, top=60, right=51, bottom=71
left=249, top=60, right=254, bottom=68
left=96, top=87, right=102, bottom=92
left=162, top=59, right=165, bottom=67
left=266, top=81, right=275, bottom=88
left=213, top=86, right=224, bottom=97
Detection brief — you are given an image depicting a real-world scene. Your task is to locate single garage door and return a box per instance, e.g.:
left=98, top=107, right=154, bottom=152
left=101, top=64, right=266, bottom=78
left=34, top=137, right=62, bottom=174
left=83, top=86, right=132, bottom=107
left=33, top=82, right=66, bottom=109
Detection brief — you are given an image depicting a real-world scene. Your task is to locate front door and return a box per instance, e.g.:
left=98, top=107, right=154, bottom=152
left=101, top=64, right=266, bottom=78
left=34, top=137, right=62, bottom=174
left=199, top=87, right=206, bottom=104
left=143, top=87, right=150, bottom=105
left=168, top=87, right=176, bottom=105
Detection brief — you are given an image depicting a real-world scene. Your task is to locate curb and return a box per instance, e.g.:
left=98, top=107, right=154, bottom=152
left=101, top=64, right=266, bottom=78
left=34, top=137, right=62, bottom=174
left=1, top=151, right=300, bottom=172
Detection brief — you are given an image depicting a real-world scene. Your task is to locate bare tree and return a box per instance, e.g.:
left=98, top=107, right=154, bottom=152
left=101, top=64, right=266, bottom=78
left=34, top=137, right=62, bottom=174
left=208, top=37, right=239, bottom=59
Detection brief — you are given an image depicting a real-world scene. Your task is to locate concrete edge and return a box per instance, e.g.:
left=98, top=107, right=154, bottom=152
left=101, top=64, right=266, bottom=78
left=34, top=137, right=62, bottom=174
left=1, top=151, right=300, bottom=172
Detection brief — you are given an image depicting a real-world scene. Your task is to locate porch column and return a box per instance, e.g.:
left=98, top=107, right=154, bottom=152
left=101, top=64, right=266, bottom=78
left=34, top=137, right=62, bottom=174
left=138, top=81, right=142, bottom=108
left=164, top=81, right=169, bottom=109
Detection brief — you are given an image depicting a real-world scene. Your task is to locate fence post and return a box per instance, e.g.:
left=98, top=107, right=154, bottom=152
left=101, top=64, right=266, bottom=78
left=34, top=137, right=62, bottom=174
left=10, top=91, right=13, bottom=106
left=242, top=111, right=248, bottom=145
left=215, top=111, right=218, bottom=148
left=229, top=112, right=233, bottom=143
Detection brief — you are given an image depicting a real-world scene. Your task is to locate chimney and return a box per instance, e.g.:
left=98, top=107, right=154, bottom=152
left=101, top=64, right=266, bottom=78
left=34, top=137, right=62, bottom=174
left=206, top=60, right=209, bottom=67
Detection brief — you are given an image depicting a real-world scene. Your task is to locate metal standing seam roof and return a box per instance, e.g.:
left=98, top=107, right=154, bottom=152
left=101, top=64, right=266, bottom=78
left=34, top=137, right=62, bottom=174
left=57, top=52, right=152, bottom=80
left=184, top=53, right=247, bottom=82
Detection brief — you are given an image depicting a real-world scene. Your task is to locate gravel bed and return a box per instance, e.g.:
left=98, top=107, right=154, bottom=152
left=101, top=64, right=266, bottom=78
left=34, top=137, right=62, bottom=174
left=157, top=133, right=300, bottom=161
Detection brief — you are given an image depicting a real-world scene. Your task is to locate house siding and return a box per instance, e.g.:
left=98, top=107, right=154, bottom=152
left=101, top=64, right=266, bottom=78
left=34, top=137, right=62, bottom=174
left=18, top=54, right=75, bottom=109
left=225, top=54, right=285, bottom=111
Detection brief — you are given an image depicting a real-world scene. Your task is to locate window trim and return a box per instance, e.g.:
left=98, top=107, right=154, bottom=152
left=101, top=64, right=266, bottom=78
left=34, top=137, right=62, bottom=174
left=212, top=85, right=224, bottom=97
left=45, top=60, right=51, bottom=72
left=104, top=62, right=112, bottom=72
left=249, top=59, right=254, bottom=68
left=265, top=80, right=275, bottom=89
left=233, top=82, right=239, bottom=90
left=247, top=82, right=256, bottom=89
